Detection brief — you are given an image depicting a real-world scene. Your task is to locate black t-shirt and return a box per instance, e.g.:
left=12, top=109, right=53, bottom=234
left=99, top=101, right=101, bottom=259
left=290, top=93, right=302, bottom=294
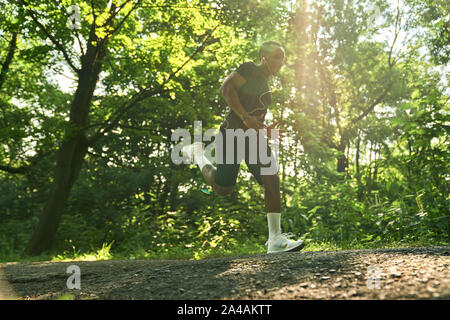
left=221, top=61, right=271, bottom=130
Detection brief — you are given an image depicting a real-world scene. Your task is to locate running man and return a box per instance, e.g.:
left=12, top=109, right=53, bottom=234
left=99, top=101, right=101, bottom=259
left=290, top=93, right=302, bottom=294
left=182, top=41, right=305, bottom=254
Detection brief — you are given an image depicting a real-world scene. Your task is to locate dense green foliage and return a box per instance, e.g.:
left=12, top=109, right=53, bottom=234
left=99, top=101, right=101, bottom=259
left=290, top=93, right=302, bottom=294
left=0, top=0, right=448, bottom=261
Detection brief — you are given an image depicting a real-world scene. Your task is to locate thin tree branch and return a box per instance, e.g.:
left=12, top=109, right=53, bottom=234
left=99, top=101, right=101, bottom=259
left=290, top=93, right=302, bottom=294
left=351, top=3, right=402, bottom=125
left=86, top=25, right=219, bottom=145
left=0, top=164, right=28, bottom=174
left=103, top=0, right=142, bottom=42
left=352, top=85, right=391, bottom=123
left=0, top=148, right=54, bottom=175
left=388, top=1, right=402, bottom=68
left=99, top=0, right=133, bottom=29
left=18, top=0, right=81, bottom=74
left=81, top=82, right=215, bottom=132
left=90, top=0, right=97, bottom=27
left=74, top=30, right=85, bottom=57
left=0, top=31, right=18, bottom=91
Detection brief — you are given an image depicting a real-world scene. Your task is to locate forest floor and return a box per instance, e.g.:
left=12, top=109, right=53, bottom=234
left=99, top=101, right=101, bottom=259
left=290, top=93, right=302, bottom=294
left=1, top=246, right=449, bottom=300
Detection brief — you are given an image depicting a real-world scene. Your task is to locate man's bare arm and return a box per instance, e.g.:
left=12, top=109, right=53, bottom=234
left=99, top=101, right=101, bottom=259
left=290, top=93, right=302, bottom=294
left=220, top=72, right=264, bottom=130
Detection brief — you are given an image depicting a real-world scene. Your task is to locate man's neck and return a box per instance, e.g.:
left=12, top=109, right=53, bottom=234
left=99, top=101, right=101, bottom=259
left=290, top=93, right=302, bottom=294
left=258, top=63, right=271, bottom=79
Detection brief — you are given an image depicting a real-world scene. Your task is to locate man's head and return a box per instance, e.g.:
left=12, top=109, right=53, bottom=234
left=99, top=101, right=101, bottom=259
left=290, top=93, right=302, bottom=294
left=259, top=41, right=285, bottom=76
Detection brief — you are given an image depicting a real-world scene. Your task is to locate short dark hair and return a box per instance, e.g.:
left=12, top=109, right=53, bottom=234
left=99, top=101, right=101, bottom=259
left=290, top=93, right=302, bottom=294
left=259, top=41, right=283, bottom=60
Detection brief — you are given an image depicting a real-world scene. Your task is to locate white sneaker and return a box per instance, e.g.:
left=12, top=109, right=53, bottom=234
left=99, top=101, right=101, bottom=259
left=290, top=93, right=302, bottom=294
left=181, top=142, right=204, bottom=163
left=266, top=233, right=305, bottom=254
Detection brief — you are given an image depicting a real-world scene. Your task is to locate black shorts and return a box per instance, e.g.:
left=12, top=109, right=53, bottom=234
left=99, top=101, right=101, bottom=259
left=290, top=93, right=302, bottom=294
left=213, top=128, right=278, bottom=187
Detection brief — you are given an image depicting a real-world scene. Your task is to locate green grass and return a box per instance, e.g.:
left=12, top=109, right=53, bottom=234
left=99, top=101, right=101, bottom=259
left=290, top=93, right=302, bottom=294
left=1, top=237, right=448, bottom=264
left=55, top=293, right=75, bottom=300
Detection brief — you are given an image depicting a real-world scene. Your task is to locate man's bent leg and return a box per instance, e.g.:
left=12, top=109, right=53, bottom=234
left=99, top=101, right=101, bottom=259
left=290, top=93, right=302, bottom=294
left=202, top=165, right=234, bottom=196
left=260, top=174, right=304, bottom=253
left=261, top=174, right=281, bottom=241
left=260, top=174, right=281, bottom=213
left=182, top=142, right=234, bottom=196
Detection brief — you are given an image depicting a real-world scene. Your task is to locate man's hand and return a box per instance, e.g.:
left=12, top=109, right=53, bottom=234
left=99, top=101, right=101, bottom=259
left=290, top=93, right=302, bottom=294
left=242, top=114, right=265, bottom=130
left=265, top=121, right=285, bottom=140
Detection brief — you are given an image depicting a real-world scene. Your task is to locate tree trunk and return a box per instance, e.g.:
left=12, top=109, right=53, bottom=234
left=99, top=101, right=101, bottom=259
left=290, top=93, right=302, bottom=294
left=373, top=144, right=379, bottom=182
left=356, top=134, right=360, bottom=176
left=337, top=139, right=348, bottom=173
left=23, top=133, right=88, bottom=255
left=345, top=143, right=351, bottom=178
left=367, top=141, right=372, bottom=179
left=24, top=37, right=106, bottom=256
left=356, top=133, right=363, bottom=201
left=159, top=174, right=171, bottom=214
left=337, top=154, right=347, bottom=173
left=169, top=180, right=179, bottom=212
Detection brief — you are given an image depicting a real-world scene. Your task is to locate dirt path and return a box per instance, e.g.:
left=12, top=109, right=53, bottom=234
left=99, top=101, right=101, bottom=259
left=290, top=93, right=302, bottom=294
left=1, top=246, right=449, bottom=300
left=0, top=268, right=18, bottom=300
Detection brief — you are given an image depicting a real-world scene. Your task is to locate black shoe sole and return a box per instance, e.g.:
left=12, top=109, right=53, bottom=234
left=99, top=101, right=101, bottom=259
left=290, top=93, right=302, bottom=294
left=286, top=241, right=306, bottom=252
left=267, top=241, right=306, bottom=254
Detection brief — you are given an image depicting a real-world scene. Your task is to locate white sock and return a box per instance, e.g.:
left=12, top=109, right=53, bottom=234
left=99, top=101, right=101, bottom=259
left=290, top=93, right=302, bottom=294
left=267, top=212, right=281, bottom=241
